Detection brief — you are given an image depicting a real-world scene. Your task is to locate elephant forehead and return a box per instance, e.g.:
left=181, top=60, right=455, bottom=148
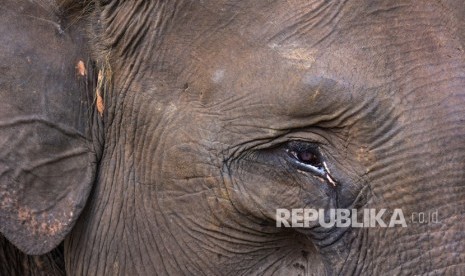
left=175, top=0, right=463, bottom=110
left=184, top=36, right=382, bottom=122
left=130, top=0, right=464, bottom=138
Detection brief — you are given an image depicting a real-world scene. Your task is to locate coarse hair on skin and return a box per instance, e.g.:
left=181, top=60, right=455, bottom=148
left=57, top=0, right=94, bottom=19
left=50, top=0, right=182, bottom=75
left=87, top=1, right=183, bottom=97
left=41, top=1, right=182, bottom=115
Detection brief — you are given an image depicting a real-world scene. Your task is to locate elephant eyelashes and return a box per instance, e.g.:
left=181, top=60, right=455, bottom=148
left=285, top=142, right=326, bottom=177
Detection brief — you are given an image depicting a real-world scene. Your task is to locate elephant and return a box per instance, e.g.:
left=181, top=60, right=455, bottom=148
left=1, top=0, right=465, bottom=275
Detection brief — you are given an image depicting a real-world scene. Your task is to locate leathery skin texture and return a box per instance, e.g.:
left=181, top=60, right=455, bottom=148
left=1, top=0, right=465, bottom=275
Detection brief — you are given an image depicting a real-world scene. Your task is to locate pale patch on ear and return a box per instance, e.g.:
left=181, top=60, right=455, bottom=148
left=269, top=43, right=317, bottom=69
left=17, top=207, right=68, bottom=236
left=75, top=60, right=87, bottom=76
left=96, top=70, right=104, bottom=116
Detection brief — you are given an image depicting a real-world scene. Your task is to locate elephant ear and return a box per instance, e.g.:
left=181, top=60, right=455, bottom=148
left=0, top=1, right=98, bottom=254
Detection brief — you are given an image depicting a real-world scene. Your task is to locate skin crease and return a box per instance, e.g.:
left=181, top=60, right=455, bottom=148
left=1, top=0, right=465, bottom=275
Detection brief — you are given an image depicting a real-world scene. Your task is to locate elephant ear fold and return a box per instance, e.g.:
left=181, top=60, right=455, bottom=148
left=0, top=1, right=98, bottom=255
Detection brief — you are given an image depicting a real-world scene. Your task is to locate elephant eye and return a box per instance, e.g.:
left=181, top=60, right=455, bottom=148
left=286, top=142, right=325, bottom=176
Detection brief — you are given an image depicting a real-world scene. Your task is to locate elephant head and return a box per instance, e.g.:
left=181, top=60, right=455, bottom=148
left=1, top=0, right=465, bottom=275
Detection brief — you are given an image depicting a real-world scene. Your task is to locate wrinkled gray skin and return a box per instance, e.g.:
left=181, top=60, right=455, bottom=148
left=1, top=0, right=465, bottom=275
